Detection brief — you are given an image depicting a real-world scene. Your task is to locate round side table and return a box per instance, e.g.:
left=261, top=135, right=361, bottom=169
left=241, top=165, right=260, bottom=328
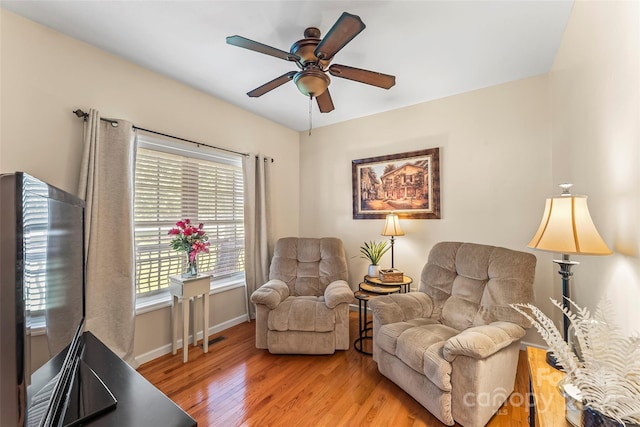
left=353, top=275, right=413, bottom=355
left=362, top=275, right=413, bottom=293
left=354, top=290, right=376, bottom=355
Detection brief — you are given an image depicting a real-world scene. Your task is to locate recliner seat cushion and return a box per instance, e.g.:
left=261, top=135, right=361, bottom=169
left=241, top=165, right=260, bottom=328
left=376, top=318, right=438, bottom=354
left=268, top=296, right=335, bottom=332
left=378, top=321, right=459, bottom=391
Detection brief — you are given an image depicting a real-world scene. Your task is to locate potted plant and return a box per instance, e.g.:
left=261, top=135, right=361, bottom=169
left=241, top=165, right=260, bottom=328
left=359, top=240, right=390, bottom=277
left=512, top=299, right=640, bottom=427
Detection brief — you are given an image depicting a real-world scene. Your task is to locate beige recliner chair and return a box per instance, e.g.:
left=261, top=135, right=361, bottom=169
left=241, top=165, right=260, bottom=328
left=369, top=242, right=535, bottom=427
left=250, top=237, right=353, bottom=354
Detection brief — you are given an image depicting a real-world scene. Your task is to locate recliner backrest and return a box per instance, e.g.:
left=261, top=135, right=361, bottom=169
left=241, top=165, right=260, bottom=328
left=269, top=237, right=348, bottom=297
left=419, top=242, right=535, bottom=330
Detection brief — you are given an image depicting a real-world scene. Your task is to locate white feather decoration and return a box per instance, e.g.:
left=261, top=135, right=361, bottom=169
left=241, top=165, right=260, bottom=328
left=511, top=299, right=640, bottom=424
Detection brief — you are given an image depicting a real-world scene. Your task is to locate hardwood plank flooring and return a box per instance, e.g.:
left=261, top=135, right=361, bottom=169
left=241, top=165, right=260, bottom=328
left=138, top=312, right=531, bottom=427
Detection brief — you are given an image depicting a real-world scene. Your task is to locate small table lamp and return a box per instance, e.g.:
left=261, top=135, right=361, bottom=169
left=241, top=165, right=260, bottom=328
left=381, top=212, right=405, bottom=269
left=528, top=184, right=612, bottom=365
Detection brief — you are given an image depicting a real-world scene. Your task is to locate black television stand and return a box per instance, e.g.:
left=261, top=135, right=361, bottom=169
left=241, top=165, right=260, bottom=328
left=29, top=332, right=196, bottom=427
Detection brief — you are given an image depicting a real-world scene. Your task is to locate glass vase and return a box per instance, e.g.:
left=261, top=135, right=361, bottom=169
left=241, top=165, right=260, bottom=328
left=182, top=253, right=198, bottom=278
left=558, top=376, right=582, bottom=427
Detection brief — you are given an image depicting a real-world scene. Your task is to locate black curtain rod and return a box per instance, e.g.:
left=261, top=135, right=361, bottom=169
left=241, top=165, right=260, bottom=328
left=73, top=109, right=273, bottom=162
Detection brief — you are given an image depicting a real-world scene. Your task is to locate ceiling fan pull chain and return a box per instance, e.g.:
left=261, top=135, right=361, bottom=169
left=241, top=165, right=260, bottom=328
left=308, top=95, right=313, bottom=136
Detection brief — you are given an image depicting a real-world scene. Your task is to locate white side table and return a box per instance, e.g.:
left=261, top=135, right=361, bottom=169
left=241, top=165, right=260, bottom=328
left=169, top=274, right=211, bottom=363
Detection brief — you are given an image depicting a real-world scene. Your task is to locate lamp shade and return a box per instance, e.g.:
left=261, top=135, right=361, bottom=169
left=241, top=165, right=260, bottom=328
left=381, top=213, right=405, bottom=237
left=528, top=195, right=611, bottom=255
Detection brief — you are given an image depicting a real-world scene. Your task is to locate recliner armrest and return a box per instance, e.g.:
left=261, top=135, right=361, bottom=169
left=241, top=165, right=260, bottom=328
left=324, top=280, right=354, bottom=308
left=442, top=321, right=526, bottom=361
left=250, top=280, right=289, bottom=309
left=368, top=292, right=434, bottom=325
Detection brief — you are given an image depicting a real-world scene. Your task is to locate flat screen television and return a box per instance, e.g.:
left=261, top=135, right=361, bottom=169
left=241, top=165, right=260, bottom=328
left=0, top=172, right=116, bottom=427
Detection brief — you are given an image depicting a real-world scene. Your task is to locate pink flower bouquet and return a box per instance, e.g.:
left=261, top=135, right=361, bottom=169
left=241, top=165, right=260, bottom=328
left=168, top=219, right=210, bottom=274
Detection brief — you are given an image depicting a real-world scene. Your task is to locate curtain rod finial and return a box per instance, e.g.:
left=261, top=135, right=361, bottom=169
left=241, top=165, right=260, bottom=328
left=73, top=109, right=88, bottom=119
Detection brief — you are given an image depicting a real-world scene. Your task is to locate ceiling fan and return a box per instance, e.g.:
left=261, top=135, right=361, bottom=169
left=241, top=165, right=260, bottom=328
left=226, top=12, right=396, bottom=113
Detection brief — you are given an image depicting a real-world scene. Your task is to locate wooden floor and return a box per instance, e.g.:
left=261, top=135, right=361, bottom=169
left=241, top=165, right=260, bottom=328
left=138, top=312, right=531, bottom=427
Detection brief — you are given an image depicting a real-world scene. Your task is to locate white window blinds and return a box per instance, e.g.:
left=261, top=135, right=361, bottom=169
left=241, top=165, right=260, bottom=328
left=134, top=136, right=244, bottom=296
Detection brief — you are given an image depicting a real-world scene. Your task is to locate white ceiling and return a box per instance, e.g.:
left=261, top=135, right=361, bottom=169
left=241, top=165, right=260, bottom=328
left=2, top=1, right=573, bottom=132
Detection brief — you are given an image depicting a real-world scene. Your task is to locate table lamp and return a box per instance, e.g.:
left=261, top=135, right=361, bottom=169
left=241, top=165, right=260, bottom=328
left=528, top=183, right=612, bottom=366
left=381, top=212, right=404, bottom=269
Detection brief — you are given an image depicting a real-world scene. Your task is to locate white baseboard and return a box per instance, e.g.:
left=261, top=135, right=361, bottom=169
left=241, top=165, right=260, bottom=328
left=520, top=340, right=546, bottom=351
left=135, top=314, right=249, bottom=366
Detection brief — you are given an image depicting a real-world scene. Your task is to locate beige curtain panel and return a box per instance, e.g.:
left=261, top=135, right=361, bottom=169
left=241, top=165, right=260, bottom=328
left=77, top=109, right=137, bottom=367
left=243, top=154, right=271, bottom=320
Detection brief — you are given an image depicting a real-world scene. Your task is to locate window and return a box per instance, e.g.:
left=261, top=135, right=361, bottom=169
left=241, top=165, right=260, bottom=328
left=134, top=133, right=244, bottom=298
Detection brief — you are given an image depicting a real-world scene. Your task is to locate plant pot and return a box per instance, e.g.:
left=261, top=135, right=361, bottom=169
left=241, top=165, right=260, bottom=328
left=367, top=264, right=380, bottom=278
left=581, top=407, right=622, bottom=427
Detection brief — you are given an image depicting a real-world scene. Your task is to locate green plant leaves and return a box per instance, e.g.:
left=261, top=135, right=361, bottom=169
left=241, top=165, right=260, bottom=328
left=358, top=240, right=390, bottom=265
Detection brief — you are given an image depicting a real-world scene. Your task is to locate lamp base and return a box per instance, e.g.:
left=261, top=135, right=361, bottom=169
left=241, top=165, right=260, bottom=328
left=545, top=350, right=563, bottom=370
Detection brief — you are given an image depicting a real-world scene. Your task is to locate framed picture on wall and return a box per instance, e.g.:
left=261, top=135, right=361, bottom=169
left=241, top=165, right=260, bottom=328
left=352, top=148, right=440, bottom=219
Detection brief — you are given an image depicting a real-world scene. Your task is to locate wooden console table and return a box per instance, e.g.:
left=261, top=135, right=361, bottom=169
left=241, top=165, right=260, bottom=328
left=527, top=346, right=570, bottom=427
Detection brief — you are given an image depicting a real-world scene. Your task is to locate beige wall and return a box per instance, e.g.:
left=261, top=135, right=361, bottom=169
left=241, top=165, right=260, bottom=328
left=299, top=76, right=553, bottom=346
left=1, top=10, right=300, bottom=364
left=549, top=0, right=640, bottom=332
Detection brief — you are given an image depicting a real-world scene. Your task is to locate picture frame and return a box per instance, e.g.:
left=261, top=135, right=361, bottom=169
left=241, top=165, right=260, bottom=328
left=352, top=148, right=440, bottom=219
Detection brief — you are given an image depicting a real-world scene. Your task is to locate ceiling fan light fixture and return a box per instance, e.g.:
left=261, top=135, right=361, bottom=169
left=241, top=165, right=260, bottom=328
left=294, top=69, right=330, bottom=97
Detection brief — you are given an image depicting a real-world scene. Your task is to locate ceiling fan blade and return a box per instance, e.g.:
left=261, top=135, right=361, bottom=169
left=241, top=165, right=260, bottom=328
left=247, top=71, right=297, bottom=97
left=227, top=35, right=300, bottom=63
left=316, top=89, right=335, bottom=113
left=329, top=64, right=396, bottom=89
left=314, top=12, right=365, bottom=61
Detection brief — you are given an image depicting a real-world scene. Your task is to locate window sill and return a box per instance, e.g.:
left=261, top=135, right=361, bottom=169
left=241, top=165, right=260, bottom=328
left=135, top=275, right=246, bottom=316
